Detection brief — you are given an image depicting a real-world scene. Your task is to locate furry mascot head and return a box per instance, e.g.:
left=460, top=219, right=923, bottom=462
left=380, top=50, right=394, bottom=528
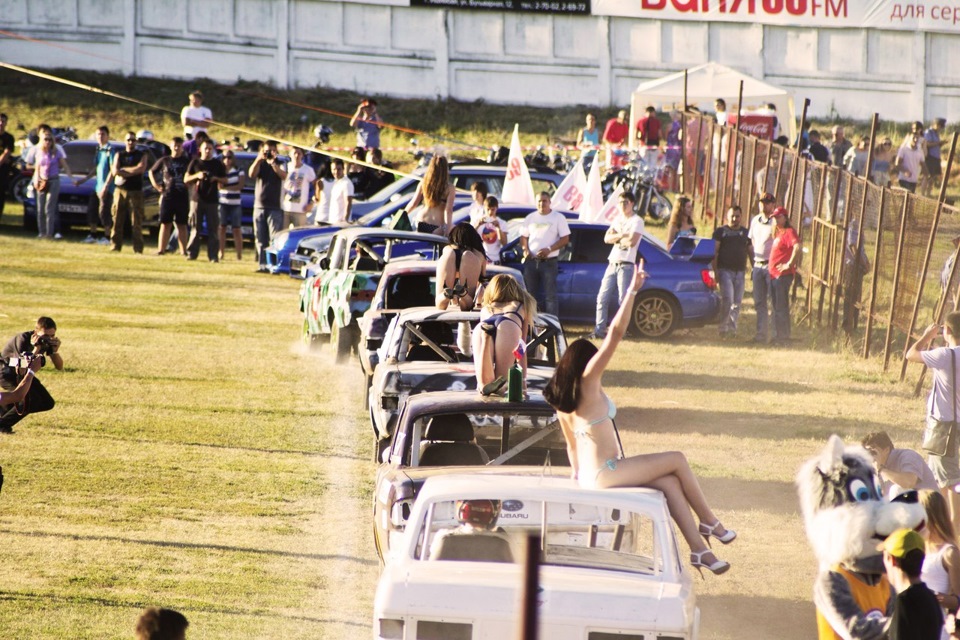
left=797, top=435, right=926, bottom=640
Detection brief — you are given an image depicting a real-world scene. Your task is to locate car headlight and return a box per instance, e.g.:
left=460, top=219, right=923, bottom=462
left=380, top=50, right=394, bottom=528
left=381, top=373, right=401, bottom=395
left=378, top=618, right=403, bottom=639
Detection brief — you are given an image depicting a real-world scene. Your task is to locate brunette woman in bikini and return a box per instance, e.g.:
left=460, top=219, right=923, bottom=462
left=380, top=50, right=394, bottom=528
left=409, top=156, right=455, bottom=236
left=436, top=223, right=487, bottom=311
left=544, top=263, right=735, bottom=576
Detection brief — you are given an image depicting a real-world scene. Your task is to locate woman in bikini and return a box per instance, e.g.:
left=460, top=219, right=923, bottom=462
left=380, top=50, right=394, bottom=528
left=436, top=223, right=487, bottom=311
left=409, top=156, right=455, bottom=236
left=544, top=263, right=735, bottom=576
left=472, top=274, right=536, bottom=395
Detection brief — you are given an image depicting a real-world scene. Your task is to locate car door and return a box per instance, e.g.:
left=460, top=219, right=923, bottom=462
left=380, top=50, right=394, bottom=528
left=557, top=227, right=608, bottom=323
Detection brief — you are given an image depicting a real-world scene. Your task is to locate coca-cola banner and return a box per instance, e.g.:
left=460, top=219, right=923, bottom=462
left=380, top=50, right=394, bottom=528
left=727, top=114, right=776, bottom=141
left=591, top=0, right=960, bottom=34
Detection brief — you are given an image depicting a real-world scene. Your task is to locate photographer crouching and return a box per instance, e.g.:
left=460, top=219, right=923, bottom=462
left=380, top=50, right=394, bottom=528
left=0, top=317, right=62, bottom=434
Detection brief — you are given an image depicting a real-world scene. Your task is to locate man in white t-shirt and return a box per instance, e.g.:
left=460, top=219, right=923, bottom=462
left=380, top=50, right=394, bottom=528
left=281, top=147, right=317, bottom=228
left=748, top=192, right=777, bottom=343
left=328, top=158, right=354, bottom=224
left=475, top=195, right=508, bottom=264
left=520, top=192, right=570, bottom=316
left=593, top=191, right=645, bottom=338
left=180, top=91, right=212, bottom=139
left=895, top=132, right=926, bottom=194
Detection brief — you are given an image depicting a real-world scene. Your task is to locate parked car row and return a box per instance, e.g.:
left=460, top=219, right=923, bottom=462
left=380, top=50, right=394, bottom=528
left=291, top=218, right=704, bottom=638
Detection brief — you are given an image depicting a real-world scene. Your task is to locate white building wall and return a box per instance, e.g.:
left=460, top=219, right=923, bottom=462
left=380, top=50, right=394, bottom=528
left=3, top=0, right=960, bottom=122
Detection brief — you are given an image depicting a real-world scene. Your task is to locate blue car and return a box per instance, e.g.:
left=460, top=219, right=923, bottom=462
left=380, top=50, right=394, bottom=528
left=23, top=140, right=161, bottom=233
left=500, top=222, right=720, bottom=338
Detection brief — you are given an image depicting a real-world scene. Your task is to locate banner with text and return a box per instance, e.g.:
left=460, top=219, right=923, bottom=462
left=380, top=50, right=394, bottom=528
left=591, top=0, right=960, bottom=33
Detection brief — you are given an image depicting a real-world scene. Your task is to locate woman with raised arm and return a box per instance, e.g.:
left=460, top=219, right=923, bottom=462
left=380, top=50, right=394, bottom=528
left=544, top=263, right=735, bottom=576
left=408, top=156, right=455, bottom=236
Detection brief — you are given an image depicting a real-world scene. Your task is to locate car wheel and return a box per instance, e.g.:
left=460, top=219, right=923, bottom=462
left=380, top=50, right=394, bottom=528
left=631, top=292, right=680, bottom=338
left=10, top=175, right=30, bottom=204
left=647, top=190, right=673, bottom=222
left=331, top=321, right=354, bottom=363
left=302, top=319, right=322, bottom=351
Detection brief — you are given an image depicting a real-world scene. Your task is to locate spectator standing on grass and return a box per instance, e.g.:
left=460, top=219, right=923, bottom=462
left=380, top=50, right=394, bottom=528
left=0, top=317, right=63, bottom=435
left=906, top=312, right=960, bottom=534
left=593, top=191, right=644, bottom=340
left=829, top=125, right=852, bottom=168
left=748, top=192, right=777, bottom=344
left=520, top=192, right=570, bottom=317
left=862, top=431, right=938, bottom=499
left=282, top=147, right=317, bottom=229
left=872, top=137, right=894, bottom=187
left=841, top=224, right=871, bottom=334
left=768, top=207, right=801, bottom=345
left=880, top=528, right=944, bottom=640
left=807, top=130, right=830, bottom=164
left=311, top=160, right=334, bottom=225
left=180, top=90, right=211, bottom=140
left=895, top=132, right=926, bottom=194
left=26, top=125, right=72, bottom=240
left=713, top=205, right=752, bottom=339
left=327, top=158, right=354, bottom=225
left=602, top=110, right=629, bottom=170
left=349, top=98, right=383, bottom=151
left=249, top=140, right=287, bottom=271
left=365, top=148, right=395, bottom=198
left=135, top=607, right=189, bottom=640
left=636, top=106, right=662, bottom=166
left=181, top=130, right=208, bottom=159
left=110, top=131, right=146, bottom=253
left=923, top=118, right=946, bottom=197
left=76, top=125, right=115, bottom=245
left=0, top=114, right=16, bottom=221
left=148, top=136, right=191, bottom=257
left=844, top=137, right=869, bottom=177
left=475, top=195, right=507, bottom=265
left=576, top=113, right=600, bottom=162
left=184, top=139, right=227, bottom=262
left=218, top=149, right=245, bottom=261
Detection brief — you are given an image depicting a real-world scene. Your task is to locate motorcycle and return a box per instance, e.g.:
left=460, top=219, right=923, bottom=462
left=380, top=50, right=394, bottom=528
left=602, top=154, right=673, bottom=222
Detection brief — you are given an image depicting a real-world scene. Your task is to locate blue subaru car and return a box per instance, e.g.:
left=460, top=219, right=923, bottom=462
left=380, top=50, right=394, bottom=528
left=500, top=222, right=720, bottom=338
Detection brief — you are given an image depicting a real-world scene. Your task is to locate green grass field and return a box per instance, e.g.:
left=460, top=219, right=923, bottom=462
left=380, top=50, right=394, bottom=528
left=0, top=69, right=944, bottom=638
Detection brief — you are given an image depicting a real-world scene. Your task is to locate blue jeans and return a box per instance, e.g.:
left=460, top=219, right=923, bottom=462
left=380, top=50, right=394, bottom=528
left=595, top=262, right=633, bottom=336
left=718, top=269, right=745, bottom=334
left=523, top=257, right=559, bottom=316
left=752, top=266, right=771, bottom=341
left=770, top=273, right=794, bottom=342
left=253, top=206, right=282, bottom=266
left=36, top=176, right=60, bottom=237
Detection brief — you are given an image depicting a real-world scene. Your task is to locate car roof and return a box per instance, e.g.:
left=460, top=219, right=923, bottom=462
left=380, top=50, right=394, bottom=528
left=401, top=390, right=553, bottom=416
left=417, top=474, right=667, bottom=508
left=395, top=308, right=480, bottom=323
left=332, top=227, right=447, bottom=242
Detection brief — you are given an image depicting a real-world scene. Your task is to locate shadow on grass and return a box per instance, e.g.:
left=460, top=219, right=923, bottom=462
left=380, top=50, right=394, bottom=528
left=0, top=589, right=370, bottom=628
left=699, top=594, right=816, bottom=640
left=616, top=406, right=872, bottom=440
left=607, top=370, right=813, bottom=395
left=0, top=528, right=378, bottom=566
left=701, top=477, right=799, bottom=517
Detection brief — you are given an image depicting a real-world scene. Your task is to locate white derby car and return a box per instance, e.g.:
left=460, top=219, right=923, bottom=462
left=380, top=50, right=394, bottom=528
left=373, top=474, right=700, bottom=640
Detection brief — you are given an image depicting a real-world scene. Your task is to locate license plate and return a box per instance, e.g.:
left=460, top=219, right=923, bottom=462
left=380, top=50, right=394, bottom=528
left=241, top=226, right=253, bottom=235
left=60, top=204, right=87, bottom=213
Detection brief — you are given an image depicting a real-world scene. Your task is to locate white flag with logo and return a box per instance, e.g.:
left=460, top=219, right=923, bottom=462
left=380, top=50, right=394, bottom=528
left=593, top=184, right=625, bottom=226
left=578, top=154, right=605, bottom=222
left=550, top=156, right=587, bottom=213
left=501, top=124, right=536, bottom=206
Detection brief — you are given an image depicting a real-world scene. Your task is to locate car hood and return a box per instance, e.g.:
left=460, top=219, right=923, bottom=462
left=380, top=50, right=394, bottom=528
left=377, top=561, right=695, bottom=630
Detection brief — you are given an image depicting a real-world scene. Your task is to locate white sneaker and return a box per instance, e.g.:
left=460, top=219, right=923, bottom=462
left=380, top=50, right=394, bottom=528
left=53, top=233, right=63, bottom=240
left=82, top=235, right=96, bottom=244
left=97, top=237, right=110, bottom=245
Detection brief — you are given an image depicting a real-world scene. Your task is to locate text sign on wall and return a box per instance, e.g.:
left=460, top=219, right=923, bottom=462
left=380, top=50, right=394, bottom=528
left=591, top=0, right=960, bottom=33
left=410, top=0, right=590, bottom=13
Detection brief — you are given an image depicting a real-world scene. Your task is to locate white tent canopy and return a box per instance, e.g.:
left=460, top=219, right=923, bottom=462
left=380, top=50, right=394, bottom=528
left=629, top=62, right=797, bottom=148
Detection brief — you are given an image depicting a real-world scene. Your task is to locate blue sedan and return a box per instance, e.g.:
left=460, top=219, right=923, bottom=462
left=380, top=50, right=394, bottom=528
left=500, top=222, right=720, bottom=338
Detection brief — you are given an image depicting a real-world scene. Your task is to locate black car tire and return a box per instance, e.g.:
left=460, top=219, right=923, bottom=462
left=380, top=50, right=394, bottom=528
left=10, top=175, right=30, bottom=204
left=302, top=319, right=323, bottom=351
left=631, top=291, right=681, bottom=339
left=331, top=321, right=355, bottom=363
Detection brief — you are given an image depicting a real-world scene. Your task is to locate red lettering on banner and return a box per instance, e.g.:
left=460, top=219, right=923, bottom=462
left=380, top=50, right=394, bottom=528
left=762, top=0, right=783, bottom=12
left=570, top=193, right=583, bottom=209
left=725, top=0, right=756, bottom=13
left=507, top=158, right=521, bottom=180
left=673, top=0, right=699, bottom=11
left=785, top=0, right=806, bottom=14
left=642, top=0, right=667, bottom=8
left=829, top=0, right=846, bottom=16
left=917, top=4, right=925, bottom=16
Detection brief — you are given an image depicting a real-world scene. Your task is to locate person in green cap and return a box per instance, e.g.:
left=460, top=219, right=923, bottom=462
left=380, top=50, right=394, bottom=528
left=880, top=528, right=943, bottom=640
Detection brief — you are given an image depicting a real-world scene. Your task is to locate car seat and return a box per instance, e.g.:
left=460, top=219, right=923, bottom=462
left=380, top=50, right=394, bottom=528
left=418, top=414, right=489, bottom=466
left=430, top=531, right=514, bottom=563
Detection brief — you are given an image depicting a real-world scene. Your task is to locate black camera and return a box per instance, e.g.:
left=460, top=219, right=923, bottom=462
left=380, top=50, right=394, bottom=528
left=9, top=352, right=45, bottom=369
left=34, top=335, right=52, bottom=351
left=264, top=150, right=274, bottom=160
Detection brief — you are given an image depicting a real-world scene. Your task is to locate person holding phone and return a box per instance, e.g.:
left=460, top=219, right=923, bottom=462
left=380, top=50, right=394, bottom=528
left=545, top=263, right=736, bottom=577
left=249, top=140, right=287, bottom=271
left=349, top=98, right=384, bottom=151
left=592, top=191, right=644, bottom=340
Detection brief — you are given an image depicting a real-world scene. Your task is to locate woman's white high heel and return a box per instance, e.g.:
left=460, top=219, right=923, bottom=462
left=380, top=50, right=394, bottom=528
left=690, top=550, right=730, bottom=577
left=699, top=521, right=737, bottom=547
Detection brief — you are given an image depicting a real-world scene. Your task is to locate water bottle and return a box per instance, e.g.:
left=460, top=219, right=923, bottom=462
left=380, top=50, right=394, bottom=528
left=507, top=361, right=523, bottom=402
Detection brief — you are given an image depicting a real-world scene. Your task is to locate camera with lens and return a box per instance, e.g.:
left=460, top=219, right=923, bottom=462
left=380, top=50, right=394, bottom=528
left=34, top=335, right=52, bottom=351
left=8, top=352, right=45, bottom=370
left=264, top=150, right=274, bottom=160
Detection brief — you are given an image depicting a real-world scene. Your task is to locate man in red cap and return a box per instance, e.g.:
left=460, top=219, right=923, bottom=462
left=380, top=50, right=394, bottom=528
left=748, top=192, right=777, bottom=343
left=769, top=206, right=801, bottom=345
